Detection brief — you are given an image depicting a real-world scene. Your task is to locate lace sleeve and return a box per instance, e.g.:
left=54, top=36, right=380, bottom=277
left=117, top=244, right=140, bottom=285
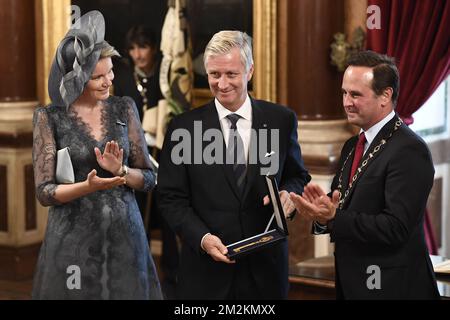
left=124, top=97, right=156, bottom=192
left=32, top=107, right=62, bottom=206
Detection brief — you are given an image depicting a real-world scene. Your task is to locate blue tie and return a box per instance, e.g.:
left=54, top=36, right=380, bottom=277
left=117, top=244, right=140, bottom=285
left=226, top=114, right=247, bottom=194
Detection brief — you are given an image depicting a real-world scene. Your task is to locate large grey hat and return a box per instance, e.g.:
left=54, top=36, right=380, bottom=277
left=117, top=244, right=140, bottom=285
left=48, top=10, right=106, bottom=108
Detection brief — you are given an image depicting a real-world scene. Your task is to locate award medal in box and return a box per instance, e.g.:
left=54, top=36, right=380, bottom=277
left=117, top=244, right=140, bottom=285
left=226, top=175, right=288, bottom=259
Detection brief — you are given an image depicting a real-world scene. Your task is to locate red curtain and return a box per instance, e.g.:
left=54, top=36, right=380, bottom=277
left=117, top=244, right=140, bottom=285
left=366, top=0, right=450, bottom=254
left=366, top=0, right=450, bottom=124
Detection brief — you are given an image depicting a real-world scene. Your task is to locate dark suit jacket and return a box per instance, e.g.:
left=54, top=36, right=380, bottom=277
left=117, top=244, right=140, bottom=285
left=327, top=114, right=440, bottom=299
left=158, top=99, right=310, bottom=299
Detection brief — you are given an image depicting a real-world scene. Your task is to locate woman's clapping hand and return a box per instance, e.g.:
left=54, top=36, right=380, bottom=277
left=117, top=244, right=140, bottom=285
left=94, top=140, right=124, bottom=176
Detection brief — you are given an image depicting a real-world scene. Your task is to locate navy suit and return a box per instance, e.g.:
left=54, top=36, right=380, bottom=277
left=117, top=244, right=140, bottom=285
left=158, top=99, right=310, bottom=299
left=327, top=115, right=440, bottom=299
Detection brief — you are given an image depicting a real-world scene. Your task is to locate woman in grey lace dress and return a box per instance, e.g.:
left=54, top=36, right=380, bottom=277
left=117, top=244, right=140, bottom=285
left=32, top=11, right=162, bottom=300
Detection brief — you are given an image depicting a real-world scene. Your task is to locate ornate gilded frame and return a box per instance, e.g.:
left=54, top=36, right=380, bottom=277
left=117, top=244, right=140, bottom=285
left=35, top=0, right=278, bottom=106
left=253, top=0, right=277, bottom=103
left=35, top=0, right=71, bottom=105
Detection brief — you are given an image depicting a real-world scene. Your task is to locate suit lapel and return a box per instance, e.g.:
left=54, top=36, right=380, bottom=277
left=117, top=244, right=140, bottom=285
left=202, top=101, right=241, bottom=201
left=343, top=114, right=401, bottom=207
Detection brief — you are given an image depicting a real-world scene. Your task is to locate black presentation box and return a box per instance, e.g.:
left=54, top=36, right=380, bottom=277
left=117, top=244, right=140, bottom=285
left=226, top=175, right=289, bottom=259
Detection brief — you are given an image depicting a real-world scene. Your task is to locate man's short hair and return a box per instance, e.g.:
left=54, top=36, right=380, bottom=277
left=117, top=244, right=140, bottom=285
left=347, top=50, right=400, bottom=105
left=125, top=25, right=158, bottom=50
left=203, top=30, right=253, bottom=72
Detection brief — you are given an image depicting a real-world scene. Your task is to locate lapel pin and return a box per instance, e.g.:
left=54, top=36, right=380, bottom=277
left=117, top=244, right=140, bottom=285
left=116, top=120, right=126, bottom=126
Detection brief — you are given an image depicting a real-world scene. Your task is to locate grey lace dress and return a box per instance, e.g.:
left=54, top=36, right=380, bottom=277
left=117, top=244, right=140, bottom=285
left=31, top=96, right=163, bottom=300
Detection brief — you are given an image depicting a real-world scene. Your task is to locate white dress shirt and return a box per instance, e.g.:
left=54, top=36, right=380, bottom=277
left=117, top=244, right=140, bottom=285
left=215, top=95, right=252, bottom=162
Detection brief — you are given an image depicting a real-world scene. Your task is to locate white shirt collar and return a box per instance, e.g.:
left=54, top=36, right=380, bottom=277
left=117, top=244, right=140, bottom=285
left=214, top=95, right=252, bottom=122
left=362, top=110, right=396, bottom=148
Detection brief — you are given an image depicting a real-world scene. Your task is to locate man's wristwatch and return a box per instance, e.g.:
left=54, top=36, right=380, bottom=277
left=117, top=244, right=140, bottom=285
left=118, top=164, right=129, bottom=177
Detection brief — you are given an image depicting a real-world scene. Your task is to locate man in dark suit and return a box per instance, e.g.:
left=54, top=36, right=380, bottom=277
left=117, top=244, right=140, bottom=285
left=158, top=31, right=310, bottom=299
left=290, top=50, right=440, bottom=299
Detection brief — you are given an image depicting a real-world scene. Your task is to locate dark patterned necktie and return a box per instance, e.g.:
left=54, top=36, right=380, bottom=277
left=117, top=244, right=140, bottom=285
left=349, top=132, right=366, bottom=185
left=226, top=114, right=247, bottom=194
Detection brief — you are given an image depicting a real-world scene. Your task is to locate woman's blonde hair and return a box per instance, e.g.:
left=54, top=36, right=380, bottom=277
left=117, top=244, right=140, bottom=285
left=100, top=41, right=121, bottom=59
